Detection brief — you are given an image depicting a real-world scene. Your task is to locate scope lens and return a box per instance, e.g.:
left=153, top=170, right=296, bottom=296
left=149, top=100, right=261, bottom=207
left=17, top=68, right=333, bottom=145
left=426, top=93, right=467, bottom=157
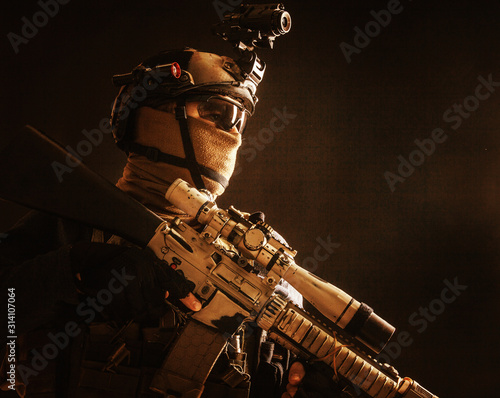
left=271, top=10, right=292, bottom=35
left=280, top=12, right=291, bottom=33
left=278, top=11, right=292, bottom=34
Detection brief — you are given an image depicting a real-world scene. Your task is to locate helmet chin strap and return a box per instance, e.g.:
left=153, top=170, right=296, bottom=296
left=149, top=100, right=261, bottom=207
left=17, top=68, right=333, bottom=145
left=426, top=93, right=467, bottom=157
left=174, top=98, right=207, bottom=191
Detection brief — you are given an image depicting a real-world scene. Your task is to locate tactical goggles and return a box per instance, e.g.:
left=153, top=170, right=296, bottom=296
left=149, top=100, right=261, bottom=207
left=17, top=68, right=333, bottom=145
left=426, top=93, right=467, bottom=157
left=188, top=95, right=248, bottom=134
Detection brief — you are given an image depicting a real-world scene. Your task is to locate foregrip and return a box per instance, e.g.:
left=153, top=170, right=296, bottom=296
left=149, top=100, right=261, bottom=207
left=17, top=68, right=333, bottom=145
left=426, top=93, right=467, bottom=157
left=257, top=296, right=438, bottom=398
left=150, top=319, right=228, bottom=398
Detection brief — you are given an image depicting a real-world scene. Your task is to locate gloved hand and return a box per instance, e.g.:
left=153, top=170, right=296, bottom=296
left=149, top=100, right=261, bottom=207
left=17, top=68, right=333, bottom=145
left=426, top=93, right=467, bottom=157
left=282, top=360, right=343, bottom=398
left=70, top=241, right=201, bottom=323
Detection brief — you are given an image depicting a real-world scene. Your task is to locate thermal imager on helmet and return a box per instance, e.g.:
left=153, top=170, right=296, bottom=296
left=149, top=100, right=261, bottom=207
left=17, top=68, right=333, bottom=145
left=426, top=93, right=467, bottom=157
left=212, top=3, right=292, bottom=51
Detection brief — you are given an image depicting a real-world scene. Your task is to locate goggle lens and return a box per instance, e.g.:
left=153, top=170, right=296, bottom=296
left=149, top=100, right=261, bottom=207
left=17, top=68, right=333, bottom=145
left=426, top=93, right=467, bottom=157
left=197, top=98, right=247, bottom=134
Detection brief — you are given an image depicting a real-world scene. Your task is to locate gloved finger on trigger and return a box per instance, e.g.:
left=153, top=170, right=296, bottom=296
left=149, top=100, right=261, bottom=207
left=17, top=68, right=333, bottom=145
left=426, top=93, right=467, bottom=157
left=156, top=264, right=196, bottom=299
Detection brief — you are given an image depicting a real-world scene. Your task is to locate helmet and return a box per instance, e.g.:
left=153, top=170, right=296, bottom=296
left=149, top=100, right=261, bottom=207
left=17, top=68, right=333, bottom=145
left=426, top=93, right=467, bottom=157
left=111, top=47, right=265, bottom=147
left=110, top=47, right=266, bottom=193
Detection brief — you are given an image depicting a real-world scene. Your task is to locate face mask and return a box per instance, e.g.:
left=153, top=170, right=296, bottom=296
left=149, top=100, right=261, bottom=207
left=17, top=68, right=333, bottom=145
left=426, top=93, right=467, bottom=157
left=116, top=106, right=241, bottom=218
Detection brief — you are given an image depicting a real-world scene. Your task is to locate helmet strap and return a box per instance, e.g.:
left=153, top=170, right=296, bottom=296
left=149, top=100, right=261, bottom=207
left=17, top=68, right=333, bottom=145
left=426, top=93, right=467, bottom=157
left=120, top=100, right=230, bottom=192
left=174, top=98, right=206, bottom=191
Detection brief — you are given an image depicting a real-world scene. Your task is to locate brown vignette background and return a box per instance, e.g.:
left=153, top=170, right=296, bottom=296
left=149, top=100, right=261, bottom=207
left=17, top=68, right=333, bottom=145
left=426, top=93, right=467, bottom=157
left=0, top=0, right=499, bottom=397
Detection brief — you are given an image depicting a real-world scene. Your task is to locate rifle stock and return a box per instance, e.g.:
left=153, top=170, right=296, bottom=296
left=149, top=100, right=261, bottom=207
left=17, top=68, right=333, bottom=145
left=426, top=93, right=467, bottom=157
left=0, top=125, right=162, bottom=246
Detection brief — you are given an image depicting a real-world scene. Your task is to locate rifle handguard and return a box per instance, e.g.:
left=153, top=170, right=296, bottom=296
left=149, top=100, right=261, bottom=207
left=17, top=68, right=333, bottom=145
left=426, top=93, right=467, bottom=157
left=257, top=296, right=438, bottom=398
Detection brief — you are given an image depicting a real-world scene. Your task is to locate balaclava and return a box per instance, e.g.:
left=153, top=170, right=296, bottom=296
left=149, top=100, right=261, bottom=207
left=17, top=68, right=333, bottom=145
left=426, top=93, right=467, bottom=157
left=116, top=106, right=241, bottom=218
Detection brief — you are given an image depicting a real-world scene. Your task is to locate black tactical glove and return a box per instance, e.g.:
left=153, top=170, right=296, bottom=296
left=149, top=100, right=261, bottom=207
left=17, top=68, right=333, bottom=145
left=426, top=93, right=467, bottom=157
left=70, top=241, right=196, bottom=323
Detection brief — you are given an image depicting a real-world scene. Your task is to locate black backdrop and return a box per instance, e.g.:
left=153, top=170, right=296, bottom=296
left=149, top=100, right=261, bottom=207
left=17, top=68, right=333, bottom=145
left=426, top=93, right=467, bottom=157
left=1, top=1, right=499, bottom=397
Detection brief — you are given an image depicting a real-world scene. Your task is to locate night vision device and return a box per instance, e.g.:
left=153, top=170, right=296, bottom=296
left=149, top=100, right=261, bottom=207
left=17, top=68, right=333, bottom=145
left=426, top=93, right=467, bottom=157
left=212, top=3, right=292, bottom=51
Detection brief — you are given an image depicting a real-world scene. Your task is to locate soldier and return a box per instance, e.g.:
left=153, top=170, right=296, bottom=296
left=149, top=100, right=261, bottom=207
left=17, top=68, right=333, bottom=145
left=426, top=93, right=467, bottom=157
left=0, top=47, right=340, bottom=397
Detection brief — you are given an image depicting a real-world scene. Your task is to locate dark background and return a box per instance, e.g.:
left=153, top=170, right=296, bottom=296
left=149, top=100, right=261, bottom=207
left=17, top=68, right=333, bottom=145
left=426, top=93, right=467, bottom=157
left=1, top=1, right=499, bottom=397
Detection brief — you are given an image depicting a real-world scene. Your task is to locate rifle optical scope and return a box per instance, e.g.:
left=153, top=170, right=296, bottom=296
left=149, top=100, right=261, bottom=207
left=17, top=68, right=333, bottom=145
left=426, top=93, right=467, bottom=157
left=166, top=179, right=395, bottom=354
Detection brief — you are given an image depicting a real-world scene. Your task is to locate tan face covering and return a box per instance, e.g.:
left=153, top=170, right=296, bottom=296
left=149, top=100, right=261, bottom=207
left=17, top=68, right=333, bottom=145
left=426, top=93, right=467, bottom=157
left=116, top=106, right=241, bottom=219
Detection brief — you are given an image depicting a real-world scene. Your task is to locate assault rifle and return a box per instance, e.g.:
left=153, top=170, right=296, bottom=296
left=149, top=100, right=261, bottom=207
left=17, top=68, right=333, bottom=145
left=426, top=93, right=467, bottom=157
left=0, top=126, right=438, bottom=398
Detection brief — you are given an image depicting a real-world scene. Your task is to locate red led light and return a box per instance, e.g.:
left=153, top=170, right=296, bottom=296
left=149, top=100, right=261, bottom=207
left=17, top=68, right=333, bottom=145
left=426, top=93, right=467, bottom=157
left=171, top=62, right=181, bottom=79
